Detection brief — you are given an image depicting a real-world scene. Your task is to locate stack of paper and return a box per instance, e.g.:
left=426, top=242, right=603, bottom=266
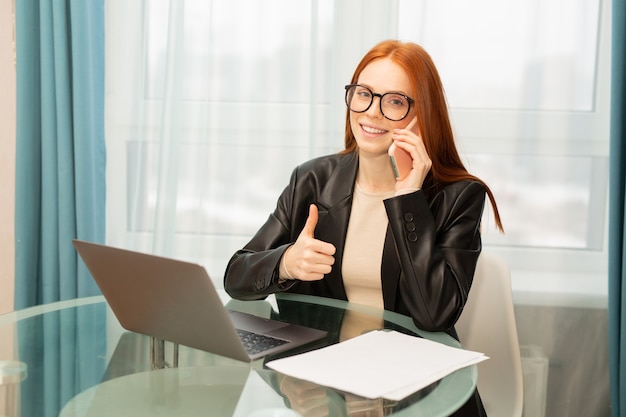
left=266, top=330, right=487, bottom=401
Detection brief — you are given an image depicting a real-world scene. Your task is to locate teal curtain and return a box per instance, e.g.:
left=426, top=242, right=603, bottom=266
left=609, top=0, right=626, bottom=416
left=15, top=0, right=106, bottom=309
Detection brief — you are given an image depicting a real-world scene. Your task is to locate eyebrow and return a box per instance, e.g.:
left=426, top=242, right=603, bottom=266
left=357, top=83, right=410, bottom=97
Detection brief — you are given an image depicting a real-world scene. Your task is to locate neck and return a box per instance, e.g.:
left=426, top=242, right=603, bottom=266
left=356, top=152, right=396, bottom=193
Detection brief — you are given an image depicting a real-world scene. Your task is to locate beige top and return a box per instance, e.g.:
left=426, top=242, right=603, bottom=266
left=342, top=184, right=395, bottom=310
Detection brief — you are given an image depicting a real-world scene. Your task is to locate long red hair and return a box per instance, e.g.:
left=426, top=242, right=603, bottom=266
left=342, top=40, right=503, bottom=231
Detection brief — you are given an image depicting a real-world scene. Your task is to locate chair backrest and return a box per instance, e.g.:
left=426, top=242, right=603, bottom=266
left=455, top=252, right=524, bottom=417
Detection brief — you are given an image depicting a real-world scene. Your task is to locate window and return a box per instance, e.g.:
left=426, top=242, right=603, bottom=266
left=398, top=0, right=610, bottom=297
left=106, top=0, right=610, bottom=296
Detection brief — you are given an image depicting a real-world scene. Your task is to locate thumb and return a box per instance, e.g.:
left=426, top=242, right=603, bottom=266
left=300, top=204, right=318, bottom=238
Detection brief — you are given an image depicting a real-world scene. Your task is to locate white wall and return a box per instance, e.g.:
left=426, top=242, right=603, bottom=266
left=0, top=0, right=16, bottom=316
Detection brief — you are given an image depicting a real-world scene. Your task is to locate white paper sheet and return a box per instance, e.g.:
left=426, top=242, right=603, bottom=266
left=266, top=330, right=488, bottom=401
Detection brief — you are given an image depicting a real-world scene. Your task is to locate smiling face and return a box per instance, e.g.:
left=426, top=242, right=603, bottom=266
left=349, top=58, right=415, bottom=158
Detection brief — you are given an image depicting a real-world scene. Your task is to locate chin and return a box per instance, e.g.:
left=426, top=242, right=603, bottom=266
left=356, top=143, right=391, bottom=158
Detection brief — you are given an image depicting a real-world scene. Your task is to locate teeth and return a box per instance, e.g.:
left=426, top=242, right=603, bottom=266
left=362, top=125, right=385, bottom=134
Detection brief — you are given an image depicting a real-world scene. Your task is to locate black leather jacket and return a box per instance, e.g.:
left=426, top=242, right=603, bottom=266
left=224, top=151, right=485, bottom=334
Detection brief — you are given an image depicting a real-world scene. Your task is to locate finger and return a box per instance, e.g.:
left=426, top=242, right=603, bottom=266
left=310, top=239, right=337, bottom=256
left=392, top=138, right=416, bottom=155
left=308, top=259, right=334, bottom=275
left=393, top=116, right=419, bottom=142
left=395, top=129, right=427, bottom=155
left=302, top=250, right=335, bottom=269
left=392, top=137, right=431, bottom=178
left=305, top=246, right=336, bottom=262
left=300, top=204, right=319, bottom=238
left=404, top=115, right=418, bottom=134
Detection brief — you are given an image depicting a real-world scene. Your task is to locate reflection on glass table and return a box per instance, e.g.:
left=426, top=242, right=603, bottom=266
left=0, top=292, right=477, bottom=417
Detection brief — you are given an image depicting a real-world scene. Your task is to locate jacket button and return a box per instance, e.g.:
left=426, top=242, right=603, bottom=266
left=407, top=232, right=418, bottom=242
left=254, top=276, right=264, bottom=291
left=405, top=222, right=416, bottom=232
left=403, top=212, right=414, bottom=222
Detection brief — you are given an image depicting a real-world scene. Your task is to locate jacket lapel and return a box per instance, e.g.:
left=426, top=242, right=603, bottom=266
left=314, top=153, right=358, bottom=300
left=308, top=152, right=402, bottom=307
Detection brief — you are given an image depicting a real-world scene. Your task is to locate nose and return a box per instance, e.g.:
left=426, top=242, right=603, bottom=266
left=365, top=94, right=384, bottom=119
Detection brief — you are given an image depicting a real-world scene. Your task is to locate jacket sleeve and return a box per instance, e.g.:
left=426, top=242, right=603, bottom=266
left=223, top=169, right=302, bottom=300
left=383, top=181, right=485, bottom=332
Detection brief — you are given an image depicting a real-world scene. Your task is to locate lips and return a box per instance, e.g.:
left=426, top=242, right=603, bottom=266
left=361, top=124, right=387, bottom=135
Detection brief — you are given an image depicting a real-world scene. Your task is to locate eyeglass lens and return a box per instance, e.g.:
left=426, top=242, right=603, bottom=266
left=345, top=85, right=411, bottom=121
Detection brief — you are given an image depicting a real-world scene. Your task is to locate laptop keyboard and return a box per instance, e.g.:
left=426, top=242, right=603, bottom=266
left=236, top=329, right=289, bottom=355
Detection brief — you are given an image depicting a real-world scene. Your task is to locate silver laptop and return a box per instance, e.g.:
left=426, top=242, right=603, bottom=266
left=73, top=239, right=327, bottom=362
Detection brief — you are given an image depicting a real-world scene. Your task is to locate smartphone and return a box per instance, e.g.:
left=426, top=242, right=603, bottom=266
left=389, top=142, right=412, bottom=180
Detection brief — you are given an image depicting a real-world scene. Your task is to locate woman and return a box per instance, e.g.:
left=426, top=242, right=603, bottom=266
left=224, top=39, right=502, bottom=417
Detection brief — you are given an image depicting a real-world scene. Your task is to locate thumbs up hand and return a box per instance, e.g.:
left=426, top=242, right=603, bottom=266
left=282, top=204, right=336, bottom=281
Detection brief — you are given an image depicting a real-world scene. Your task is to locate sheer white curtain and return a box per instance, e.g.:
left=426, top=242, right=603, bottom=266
left=104, top=0, right=611, bottom=292
left=105, top=0, right=611, bottom=292
left=105, top=0, right=399, bottom=281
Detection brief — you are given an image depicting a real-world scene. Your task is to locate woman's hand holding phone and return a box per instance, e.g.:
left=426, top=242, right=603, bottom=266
left=388, top=142, right=412, bottom=181
left=389, top=116, right=432, bottom=190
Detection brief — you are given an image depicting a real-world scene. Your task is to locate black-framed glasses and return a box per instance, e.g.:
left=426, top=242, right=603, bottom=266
left=344, top=84, right=414, bottom=121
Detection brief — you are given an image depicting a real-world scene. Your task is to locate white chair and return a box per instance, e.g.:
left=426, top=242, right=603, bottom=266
left=455, top=252, right=524, bottom=417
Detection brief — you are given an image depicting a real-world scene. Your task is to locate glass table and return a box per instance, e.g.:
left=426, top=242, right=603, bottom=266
left=0, top=292, right=476, bottom=417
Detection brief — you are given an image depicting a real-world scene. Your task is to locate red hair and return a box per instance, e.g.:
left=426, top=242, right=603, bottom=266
left=342, top=40, right=503, bottom=231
